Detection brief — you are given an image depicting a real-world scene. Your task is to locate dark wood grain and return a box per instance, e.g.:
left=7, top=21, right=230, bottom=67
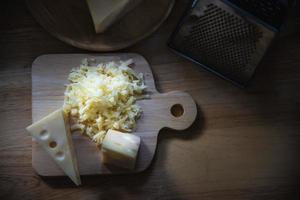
left=1, top=0, right=300, bottom=199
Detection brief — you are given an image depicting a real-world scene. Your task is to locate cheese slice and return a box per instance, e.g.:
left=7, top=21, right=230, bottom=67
left=101, top=129, right=141, bottom=170
left=86, top=0, right=143, bottom=33
left=26, top=109, right=81, bottom=186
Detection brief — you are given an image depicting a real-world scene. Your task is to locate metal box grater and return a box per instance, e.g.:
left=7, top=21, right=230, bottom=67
left=168, top=0, right=291, bottom=86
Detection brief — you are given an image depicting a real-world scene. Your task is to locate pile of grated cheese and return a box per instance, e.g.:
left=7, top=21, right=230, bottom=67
left=63, top=58, right=146, bottom=145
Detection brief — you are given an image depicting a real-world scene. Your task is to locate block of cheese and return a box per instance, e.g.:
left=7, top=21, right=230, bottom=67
left=101, top=129, right=141, bottom=170
left=26, top=109, right=81, bottom=186
left=86, top=0, right=143, bottom=33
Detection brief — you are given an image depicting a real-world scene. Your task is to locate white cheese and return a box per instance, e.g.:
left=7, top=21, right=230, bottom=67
left=26, top=109, right=81, bottom=186
left=101, top=129, right=141, bottom=170
left=86, top=0, right=143, bottom=33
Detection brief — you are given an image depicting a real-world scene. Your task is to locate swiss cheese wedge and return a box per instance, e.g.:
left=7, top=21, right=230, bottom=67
left=26, top=109, right=81, bottom=185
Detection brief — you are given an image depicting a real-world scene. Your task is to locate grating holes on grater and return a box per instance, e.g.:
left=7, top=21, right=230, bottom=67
left=168, top=0, right=277, bottom=85
left=174, top=3, right=264, bottom=83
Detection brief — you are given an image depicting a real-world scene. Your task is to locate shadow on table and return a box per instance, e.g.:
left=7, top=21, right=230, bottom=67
left=40, top=104, right=205, bottom=199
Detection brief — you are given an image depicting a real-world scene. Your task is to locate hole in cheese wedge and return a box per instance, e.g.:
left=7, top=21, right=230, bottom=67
left=26, top=109, right=81, bottom=186
left=56, top=151, right=65, bottom=161
left=39, top=130, right=49, bottom=140
left=49, top=141, right=57, bottom=148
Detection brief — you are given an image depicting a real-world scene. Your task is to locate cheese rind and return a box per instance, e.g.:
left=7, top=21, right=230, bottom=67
left=86, top=0, right=143, bottom=33
left=101, top=130, right=141, bottom=169
left=26, top=109, right=81, bottom=186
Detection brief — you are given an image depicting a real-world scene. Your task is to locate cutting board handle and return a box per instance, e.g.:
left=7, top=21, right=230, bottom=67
left=159, top=91, right=197, bottom=131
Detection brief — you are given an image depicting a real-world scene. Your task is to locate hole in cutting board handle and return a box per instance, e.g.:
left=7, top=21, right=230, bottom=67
left=170, top=104, right=184, bottom=117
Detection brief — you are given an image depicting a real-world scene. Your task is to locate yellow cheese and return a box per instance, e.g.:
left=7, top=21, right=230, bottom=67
left=63, top=59, right=146, bottom=145
left=101, top=129, right=141, bottom=170
left=86, top=0, right=143, bottom=33
left=26, top=109, right=81, bottom=186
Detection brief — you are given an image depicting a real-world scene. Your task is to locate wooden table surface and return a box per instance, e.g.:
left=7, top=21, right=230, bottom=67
left=1, top=0, right=300, bottom=199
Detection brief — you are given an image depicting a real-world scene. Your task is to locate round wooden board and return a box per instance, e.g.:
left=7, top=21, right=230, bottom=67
left=26, top=0, right=175, bottom=51
left=31, top=53, right=197, bottom=176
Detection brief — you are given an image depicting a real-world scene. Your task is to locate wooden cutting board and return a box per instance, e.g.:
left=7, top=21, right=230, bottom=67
left=31, top=53, right=197, bottom=176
